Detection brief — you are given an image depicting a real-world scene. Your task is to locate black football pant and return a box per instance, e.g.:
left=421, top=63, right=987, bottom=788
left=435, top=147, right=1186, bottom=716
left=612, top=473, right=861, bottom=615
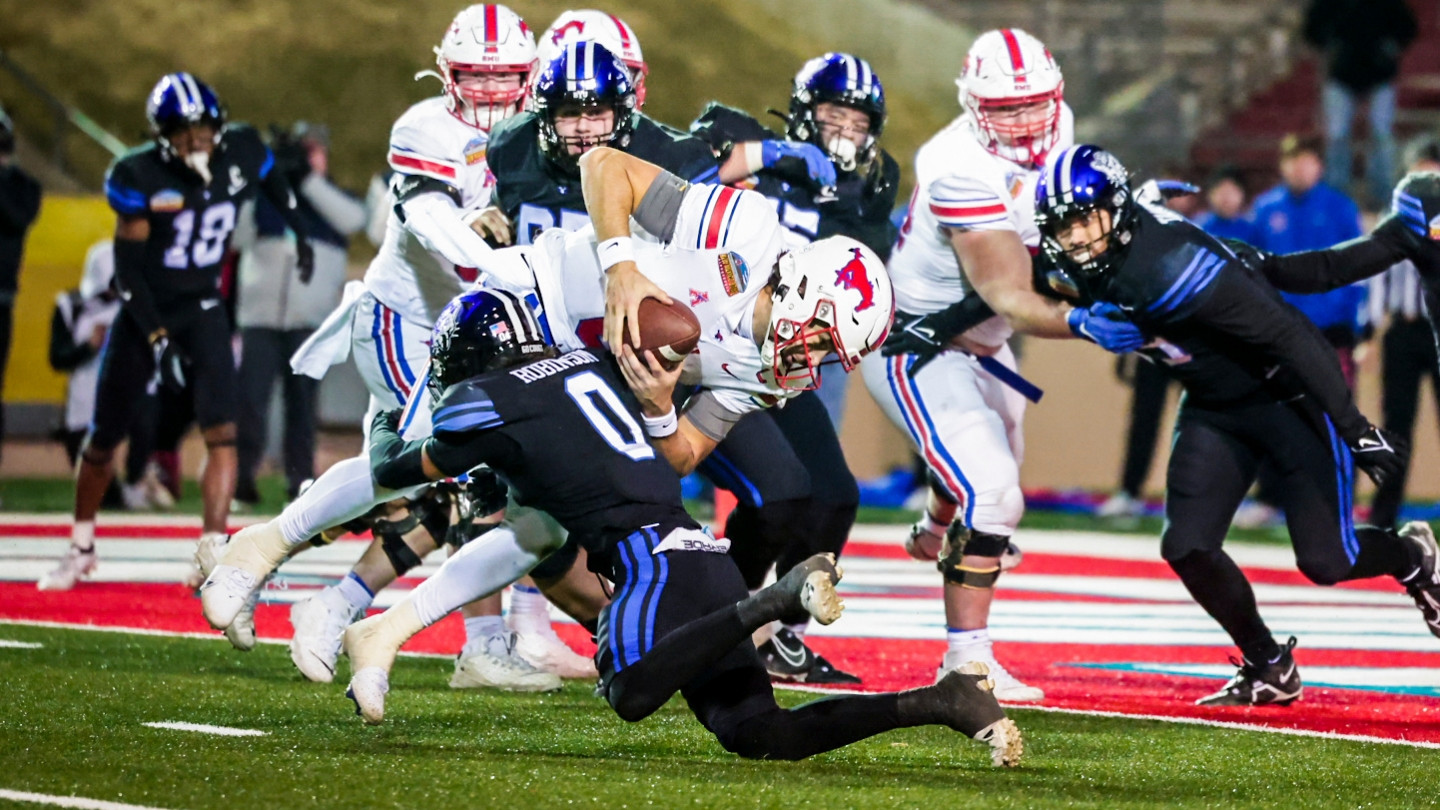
left=1372, top=318, right=1440, bottom=528
left=237, top=327, right=318, bottom=499
left=1118, top=357, right=1173, bottom=497
left=1162, top=397, right=1418, bottom=663
left=596, top=524, right=913, bottom=760
left=701, top=392, right=859, bottom=623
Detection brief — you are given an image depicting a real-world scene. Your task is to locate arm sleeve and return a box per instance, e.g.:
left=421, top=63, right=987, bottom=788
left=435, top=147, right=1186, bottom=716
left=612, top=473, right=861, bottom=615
left=1254, top=227, right=1409, bottom=294
left=368, top=410, right=431, bottom=490
left=113, top=237, right=163, bottom=337
left=259, top=165, right=311, bottom=243
left=48, top=299, right=92, bottom=372
left=683, top=388, right=759, bottom=442
left=928, top=173, right=1012, bottom=233
left=299, top=175, right=369, bottom=236
left=0, top=170, right=41, bottom=233
left=422, top=430, right=518, bottom=479
left=397, top=191, right=534, bottom=289
left=632, top=171, right=689, bottom=242
left=1188, top=267, right=1368, bottom=440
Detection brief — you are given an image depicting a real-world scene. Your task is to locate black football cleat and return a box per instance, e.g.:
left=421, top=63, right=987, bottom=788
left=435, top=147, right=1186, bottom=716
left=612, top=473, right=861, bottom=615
left=898, top=662, right=1023, bottom=767
left=1196, top=637, right=1302, bottom=707
left=1399, top=521, right=1440, bottom=639
left=758, top=628, right=861, bottom=684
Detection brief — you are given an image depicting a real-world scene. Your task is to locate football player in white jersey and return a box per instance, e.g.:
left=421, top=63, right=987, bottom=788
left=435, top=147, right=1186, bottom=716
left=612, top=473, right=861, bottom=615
left=235, top=4, right=561, bottom=690
left=202, top=150, right=895, bottom=704
left=858, top=28, right=1142, bottom=701
left=536, top=10, right=649, bottom=108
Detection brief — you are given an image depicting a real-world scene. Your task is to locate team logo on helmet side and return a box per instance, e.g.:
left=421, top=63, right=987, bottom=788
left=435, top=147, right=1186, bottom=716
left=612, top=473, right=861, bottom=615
left=1092, top=150, right=1127, bottom=186
left=834, top=248, right=875, bottom=312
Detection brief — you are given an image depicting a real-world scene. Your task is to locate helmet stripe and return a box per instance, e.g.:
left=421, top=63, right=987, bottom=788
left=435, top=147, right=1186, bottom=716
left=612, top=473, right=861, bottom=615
left=584, top=39, right=595, bottom=79
left=608, top=13, right=632, bottom=50
left=841, top=53, right=857, bottom=89
left=181, top=73, right=205, bottom=116
left=858, top=58, right=872, bottom=93
left=483, top=4, right=498, bottom=50
left=1001, top=29, right=1026, bottom=73
left=1057, top=145, right=1079, bottom=204
left=168, top=73, right=192, bottom=112
left=565, top=41, right=578, bottom=84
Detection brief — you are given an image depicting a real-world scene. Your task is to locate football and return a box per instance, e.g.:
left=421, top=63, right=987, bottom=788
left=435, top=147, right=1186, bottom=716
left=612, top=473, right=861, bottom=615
left=623, top=297, right=702, bottom=367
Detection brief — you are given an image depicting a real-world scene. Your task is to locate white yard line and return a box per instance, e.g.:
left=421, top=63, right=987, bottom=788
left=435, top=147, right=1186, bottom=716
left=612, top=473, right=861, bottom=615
left=0, top=639, right=42, bottom=649
left=0, top=788, right=177, bottom=810
left=140, top=721, right=266, bottom=737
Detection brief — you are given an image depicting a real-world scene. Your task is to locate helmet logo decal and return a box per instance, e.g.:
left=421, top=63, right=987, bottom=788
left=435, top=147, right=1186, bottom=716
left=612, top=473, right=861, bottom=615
left=551, top=19, right=585, bottom=44
left=1092, top=150, right=1127, bottom=185
left=834, top=247, right=875, bottom=312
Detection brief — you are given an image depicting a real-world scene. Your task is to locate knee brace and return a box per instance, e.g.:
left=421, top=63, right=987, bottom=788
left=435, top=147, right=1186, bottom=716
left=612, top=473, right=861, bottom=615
left=530, top=536, right=581, bottom=583
left=937, top=525, right=1007, bottom=589
left=370, top=492, right=450, bottom=576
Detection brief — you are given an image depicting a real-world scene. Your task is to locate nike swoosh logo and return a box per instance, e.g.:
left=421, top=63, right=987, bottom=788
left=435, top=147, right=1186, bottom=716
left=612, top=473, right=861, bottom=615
left=771, top=636, right=809, bottom=668
left=721, top=363, right=741, bottom=380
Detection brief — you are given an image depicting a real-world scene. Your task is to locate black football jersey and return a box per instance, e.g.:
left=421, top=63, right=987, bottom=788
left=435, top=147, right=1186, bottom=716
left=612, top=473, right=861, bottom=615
left=689, top=102, right=900, bottom=261
left=423, top=349, right=691, bottom=544
left=485, top=111, right=719, bottom=245
left=1073, top=203, right=1365, bottom=436
left=103, top=124, right=273, bottom=305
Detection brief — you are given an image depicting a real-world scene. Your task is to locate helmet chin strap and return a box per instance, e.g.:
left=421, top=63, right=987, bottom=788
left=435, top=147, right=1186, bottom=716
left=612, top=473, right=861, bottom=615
left=185, top=151, right=212, bottom=184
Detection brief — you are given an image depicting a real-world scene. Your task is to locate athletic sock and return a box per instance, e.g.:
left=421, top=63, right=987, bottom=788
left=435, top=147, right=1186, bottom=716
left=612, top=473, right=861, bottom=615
left=508, top=583, right=552, bottom=634
left=919, top=511, right=948, bottom=538
left=462, top=615, right=507, bottom=656
left=335, top=573, right=375, bottom=615
left=947, top=627, right=989, bottom=656
left=71, top=521, right=95, bottom=552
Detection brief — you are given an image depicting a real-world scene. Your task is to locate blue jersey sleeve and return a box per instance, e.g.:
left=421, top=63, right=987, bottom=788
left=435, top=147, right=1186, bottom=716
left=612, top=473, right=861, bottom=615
left=104, top=158, right=149, bottom=217
left=432, top=379, right=506, bottom=436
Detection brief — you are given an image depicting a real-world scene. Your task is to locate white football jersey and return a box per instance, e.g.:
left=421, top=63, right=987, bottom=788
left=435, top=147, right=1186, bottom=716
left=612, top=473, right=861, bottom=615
left=364, top=96, right=496, bottom=326
left=486, top=181, right=790, bottom=419
left=887, top=104, right=1074, bottom=347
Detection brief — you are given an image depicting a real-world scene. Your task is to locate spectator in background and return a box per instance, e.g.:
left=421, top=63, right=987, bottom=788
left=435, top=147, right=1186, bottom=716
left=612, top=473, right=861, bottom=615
left=0, top=107, right=43, bottom=460
left=233, top=122, right=365, bottom=505
left=1368, top=134, right=1440, bottom=528
left=1194, top=165, right=1259, bottom=244
left=1241, top=133, right=1367, bottom=529
left=1304, top=0, right=1417, bottom=210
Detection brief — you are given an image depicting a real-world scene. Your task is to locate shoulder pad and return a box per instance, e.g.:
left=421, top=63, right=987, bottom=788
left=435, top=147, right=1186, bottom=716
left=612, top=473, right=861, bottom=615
left=104, top=152, right=156, bottom=216
left=431, top=378, right=505, bottom=435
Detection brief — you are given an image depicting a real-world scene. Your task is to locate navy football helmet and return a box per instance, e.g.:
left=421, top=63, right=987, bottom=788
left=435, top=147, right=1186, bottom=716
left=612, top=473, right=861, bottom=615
left=787, top=53, right=886, bottom=171
left=1035, top=144, right=1137, bottom=281
left=532, top=40, right=636, bottom=168
left=146, top=73, right=225, bottom=153
left=429, top=289, right=553, bottom=398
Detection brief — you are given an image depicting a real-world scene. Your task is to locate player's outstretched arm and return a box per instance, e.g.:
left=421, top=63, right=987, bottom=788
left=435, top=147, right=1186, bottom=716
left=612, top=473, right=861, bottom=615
left=579, top=147, right=674, bottom=350
left=951, top=228, right=1075, bottom=340
left=368, top=410, right=448, bottom=490
left=615, top=345, right=717, bottom=475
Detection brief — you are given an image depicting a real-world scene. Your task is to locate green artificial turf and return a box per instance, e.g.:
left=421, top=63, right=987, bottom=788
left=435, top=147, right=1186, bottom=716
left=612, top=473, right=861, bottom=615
left=0, top=624, right=1433, bottom=809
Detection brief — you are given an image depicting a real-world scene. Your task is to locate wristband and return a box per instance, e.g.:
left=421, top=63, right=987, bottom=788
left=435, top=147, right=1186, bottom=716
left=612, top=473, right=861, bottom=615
left=597, top=236, right=634, bottom=272
left=642, top=407, right=678, bottom=438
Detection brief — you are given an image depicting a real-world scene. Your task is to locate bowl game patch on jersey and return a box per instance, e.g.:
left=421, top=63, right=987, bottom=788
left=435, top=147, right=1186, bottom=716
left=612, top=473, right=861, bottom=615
left=464, top=136, right=487, bottom=166
left=149, top=189, right=185, bottom=212
left=717, top=251, right=749, bottom=296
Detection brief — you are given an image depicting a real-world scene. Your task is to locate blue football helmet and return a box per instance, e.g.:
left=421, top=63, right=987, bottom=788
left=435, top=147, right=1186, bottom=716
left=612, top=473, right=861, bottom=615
left=1035, top=144, right=1137, bottom=281
left=532, top=40, right=636, bottom=168
left=146, top=72, right=225, bottom=151
left=788, top=53, right=886, bottom=171
left=429, top=289, right=553, bottom=398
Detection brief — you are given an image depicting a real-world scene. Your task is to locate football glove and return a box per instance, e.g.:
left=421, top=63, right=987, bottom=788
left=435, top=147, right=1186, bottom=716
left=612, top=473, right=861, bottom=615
left=1067, top=302, right=1146, bottom=354
left=1379, top=171, right=1440, bottom=277
left=882, top=298, right=998, bottom=376
left=151, top=334, right=189, bottom=394
left=761, top=140, right=837, bottom=188
left=1348, top=423, right=1408, bottom=487
left=295, top=238, right=315, bottom=285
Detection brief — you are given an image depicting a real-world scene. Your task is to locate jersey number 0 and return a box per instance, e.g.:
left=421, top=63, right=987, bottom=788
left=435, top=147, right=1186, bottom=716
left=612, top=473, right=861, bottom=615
left=564, top=371, right=656, bottom=461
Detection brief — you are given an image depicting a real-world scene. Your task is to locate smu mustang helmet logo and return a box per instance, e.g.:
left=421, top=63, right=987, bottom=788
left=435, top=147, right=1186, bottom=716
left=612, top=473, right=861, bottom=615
left=835, top=248, right=875, bottom=311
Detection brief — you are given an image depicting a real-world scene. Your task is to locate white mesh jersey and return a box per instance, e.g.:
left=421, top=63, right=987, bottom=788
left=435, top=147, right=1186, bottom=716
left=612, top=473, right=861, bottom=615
left=887, top=103, right=1073, bottom=347
left=365, top=96, right=497, bottom=326
left=487, top=181, right=790, bottom=419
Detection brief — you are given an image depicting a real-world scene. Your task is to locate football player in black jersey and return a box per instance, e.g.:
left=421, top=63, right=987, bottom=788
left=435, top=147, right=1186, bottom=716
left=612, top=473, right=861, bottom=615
left=341, top=288, right=1022, bottom=767
left=1032, top=144, right=1440, bottom=706
left=686, top=53, right=900, bottom=683
left=473, top=40, right=717, bottom=246
left=38, top=74, right=313, bottom=610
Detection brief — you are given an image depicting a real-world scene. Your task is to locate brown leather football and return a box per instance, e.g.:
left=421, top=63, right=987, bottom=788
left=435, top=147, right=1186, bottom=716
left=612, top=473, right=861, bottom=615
left=623, top=297, right=701, bottom=367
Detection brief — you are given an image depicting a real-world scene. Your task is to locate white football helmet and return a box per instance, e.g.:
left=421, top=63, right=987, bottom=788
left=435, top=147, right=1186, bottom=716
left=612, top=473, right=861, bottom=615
left=761, top=236, right=894, bottom=391
left=433, top=4, right=538, bottom=131
left=957, top=28, right=1064, bottom=166
left=538, top=10, right=648, bottom=108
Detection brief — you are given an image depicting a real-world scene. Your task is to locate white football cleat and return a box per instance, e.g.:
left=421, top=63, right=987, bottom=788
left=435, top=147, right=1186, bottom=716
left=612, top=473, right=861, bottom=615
left=224, top=578, right=264, bottom=652
left=512, top=628, right=598, bottom=679
left=904, top=524, right=943, bottom=562
left=200, top=564, right=261, bottom=631
left=289, top=590, right=360, bottom=683
left=451, top=633, right=562, bottom=692
left=939, top=648, right=1044, bottom=703
left=37, top=545, right=97, bottom=591
left=347, top=667, right=390, bottom=726
left=188, top=531, right=228, bottom=589
left=201, top=521, right=291, bottom=629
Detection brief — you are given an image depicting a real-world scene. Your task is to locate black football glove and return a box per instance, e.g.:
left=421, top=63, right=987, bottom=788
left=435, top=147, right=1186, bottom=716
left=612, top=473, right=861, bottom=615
left=882, top=298, right=998, bottom=376
left=151, top=335, right=189, bottom=394
left=295, top=239, right=315, bottom=285
left=1348, top=423, right=1408, bottom=487
left=1380, top=171, right=1440, bottom=277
